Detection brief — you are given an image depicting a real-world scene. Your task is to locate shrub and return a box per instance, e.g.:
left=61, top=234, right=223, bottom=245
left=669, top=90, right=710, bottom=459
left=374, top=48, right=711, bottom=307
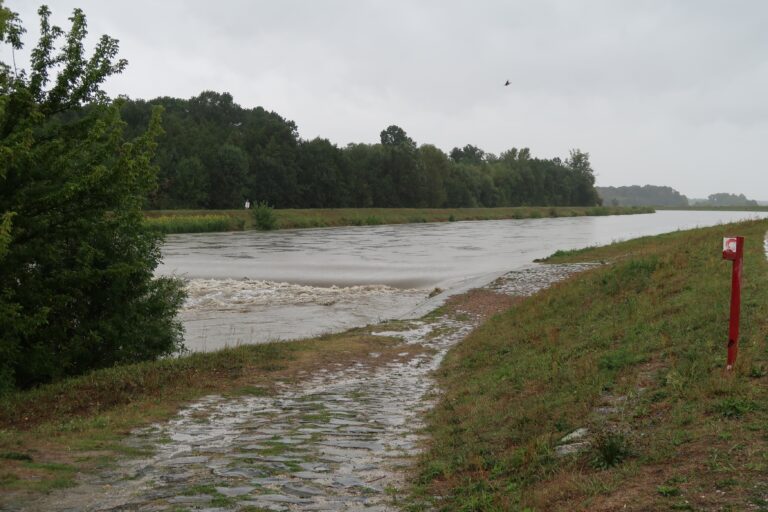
left=0, top=6, right=186, bottom=392
left=252, top=201, right=278, bottom=230
left=590, top=430, right=633, bottom=469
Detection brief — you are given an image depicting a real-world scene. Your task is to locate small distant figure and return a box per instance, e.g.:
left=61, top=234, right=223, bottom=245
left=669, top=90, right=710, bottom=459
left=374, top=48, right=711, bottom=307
left=504, top=80, right=510, bottom=86
left=244, top=199, right=250, bottom=209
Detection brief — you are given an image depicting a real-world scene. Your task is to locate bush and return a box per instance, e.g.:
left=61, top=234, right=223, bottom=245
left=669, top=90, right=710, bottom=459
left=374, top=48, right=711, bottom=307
left=590, top=430, right=633, bottom=469
left=251, top=201, right=278, bottom=230
left=0, top=6, right=186, bottom=392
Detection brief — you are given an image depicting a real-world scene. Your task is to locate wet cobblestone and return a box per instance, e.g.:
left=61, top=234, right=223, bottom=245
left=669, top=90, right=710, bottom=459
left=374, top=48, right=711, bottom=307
left=21, top=264, right=590, bottom=511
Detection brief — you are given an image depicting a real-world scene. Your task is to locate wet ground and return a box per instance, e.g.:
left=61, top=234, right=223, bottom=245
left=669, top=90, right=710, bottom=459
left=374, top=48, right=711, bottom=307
left=19, top=263, right=595, bottom=512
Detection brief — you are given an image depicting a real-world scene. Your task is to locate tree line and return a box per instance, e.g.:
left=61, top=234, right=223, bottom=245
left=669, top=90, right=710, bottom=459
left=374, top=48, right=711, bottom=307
left=596, top=185, right=689, bottom=207
left=691, top=193, right=758, bottom=207
left=597, top=186, right=760, bottom=208
left=120, top=92, right=601, bottom=210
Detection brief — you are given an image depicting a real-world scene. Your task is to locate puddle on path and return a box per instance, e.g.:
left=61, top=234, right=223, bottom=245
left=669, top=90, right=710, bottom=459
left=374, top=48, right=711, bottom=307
left=20, top=264, right=595, bottom=512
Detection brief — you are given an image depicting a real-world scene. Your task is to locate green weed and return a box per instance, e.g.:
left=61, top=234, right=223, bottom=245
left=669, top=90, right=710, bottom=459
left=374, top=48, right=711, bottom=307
left=251, top=201, right=278, bottom=230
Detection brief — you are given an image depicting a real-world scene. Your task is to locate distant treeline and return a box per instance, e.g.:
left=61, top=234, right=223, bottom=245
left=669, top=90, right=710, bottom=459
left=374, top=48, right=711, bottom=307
left=596, top=185, right=689, bottom=207
left=119, top=91, right=601, bottom=210
left=598, top=185, right=760, bottom=208
left=690, top=193, right=758, bottom=207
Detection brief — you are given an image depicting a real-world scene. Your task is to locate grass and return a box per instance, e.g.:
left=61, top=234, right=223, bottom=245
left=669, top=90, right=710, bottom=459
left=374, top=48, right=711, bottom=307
left=143, top=214, right=244, bottom=233
left=658, top=205, right=768, bottom=212
left=413, top=218, right=768, bottom=511
left=142, top=206, right=654, bottom=233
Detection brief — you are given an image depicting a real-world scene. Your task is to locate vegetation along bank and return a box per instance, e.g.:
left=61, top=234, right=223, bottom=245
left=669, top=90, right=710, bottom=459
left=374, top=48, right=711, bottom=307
left=143, top=205, right=655, bottom=234
left=413, top=218, right=768, bottom=511
left=2, top=219, right=765, bottom=509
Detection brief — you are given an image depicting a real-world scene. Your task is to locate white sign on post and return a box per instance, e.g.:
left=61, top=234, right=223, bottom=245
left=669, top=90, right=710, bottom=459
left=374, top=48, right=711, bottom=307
left=723, top=237, right=738, bottom=253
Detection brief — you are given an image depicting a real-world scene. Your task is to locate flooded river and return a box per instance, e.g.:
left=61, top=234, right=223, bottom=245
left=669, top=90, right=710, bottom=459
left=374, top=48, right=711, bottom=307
left=158, top=210, right=767, bottom=351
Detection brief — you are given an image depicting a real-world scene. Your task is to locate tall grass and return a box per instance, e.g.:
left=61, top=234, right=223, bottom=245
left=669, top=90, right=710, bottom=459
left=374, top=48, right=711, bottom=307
left=272, top=206, right=654, bottom=230
left=143, top=215, right=244, bottom=234
left=143, top=206, right=655, bottom=234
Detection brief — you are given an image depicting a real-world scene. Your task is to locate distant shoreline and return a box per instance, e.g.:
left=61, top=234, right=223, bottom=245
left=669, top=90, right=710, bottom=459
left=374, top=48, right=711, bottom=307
left=143, top=206, right=655, bottom=234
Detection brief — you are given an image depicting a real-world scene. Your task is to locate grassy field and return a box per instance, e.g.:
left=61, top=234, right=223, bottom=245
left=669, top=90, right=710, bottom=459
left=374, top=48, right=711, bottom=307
left=413, top=219, right=768, bottom=511
left=143, top=206, right=654, bottom=233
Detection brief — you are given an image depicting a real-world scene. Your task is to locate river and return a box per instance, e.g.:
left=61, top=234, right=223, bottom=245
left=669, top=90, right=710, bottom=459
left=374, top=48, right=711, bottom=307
left=158, top=210, right=767, bottom=351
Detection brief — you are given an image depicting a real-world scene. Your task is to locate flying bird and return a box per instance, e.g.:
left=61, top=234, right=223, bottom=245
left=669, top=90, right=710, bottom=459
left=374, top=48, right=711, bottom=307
left=504, top=80, right=510, bottom=86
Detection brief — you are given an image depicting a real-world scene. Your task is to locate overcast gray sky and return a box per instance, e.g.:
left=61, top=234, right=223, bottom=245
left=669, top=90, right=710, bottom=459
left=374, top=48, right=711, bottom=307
left=4, top=1, right=768, bottom=198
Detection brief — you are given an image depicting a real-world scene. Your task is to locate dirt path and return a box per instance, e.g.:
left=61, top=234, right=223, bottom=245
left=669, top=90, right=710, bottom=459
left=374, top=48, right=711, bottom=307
left=18, top=264, right=595, bottom=512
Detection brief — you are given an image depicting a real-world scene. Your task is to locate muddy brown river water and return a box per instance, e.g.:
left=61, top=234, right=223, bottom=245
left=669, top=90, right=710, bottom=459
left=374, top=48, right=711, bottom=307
left=158, top=211, right=768, bottom=351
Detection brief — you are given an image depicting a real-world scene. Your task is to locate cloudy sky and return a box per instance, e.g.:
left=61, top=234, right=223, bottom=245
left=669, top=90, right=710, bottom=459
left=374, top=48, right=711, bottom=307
left=4, top=1, right=768, bottom=198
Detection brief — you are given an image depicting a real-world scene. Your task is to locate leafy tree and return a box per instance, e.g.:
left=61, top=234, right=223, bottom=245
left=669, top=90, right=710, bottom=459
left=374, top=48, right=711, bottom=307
left=565, top=149, right=600, bottom=205
left=209, top=144, right=248, bottom=208
left=417, top=144, right=449, bottom=207
left=0, top=4, right=185, bottom=391
left=597, top=185, right=689, bottom=207
left=296, top=137, right=348, bottom=207
left=380, top=124, right=415, bottom=149
left=173, top=156, right=209, bottom=208
left=702, top=193, right=757, bottom=207
left=450, top=144, right=485, bottom=165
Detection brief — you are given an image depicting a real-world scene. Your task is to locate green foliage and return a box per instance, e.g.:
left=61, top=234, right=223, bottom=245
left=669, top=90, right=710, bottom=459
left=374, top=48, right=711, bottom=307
left=597, top=185, right=689, bottom=207
left=118, top=90, right=604, bottom=210
left=144, top=214, right=243, bottom=233
left=712, top=397, right=757, bottom=419
left=695, top=192, right=759, bottom=207
left=415, top=220, right=768, bottom=509
left=657, top=485, right=681, bottom=497
left=590, top=431, right=633, bottom=469
left=0, top=5, right=185, bottom=392
left=251, top=201, right=277, bottom=230
left=0, top=451, right=32, bottom=461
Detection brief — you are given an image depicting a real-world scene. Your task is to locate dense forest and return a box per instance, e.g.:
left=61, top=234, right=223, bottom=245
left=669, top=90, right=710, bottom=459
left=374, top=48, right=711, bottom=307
left=120, top=91, right=601, bottom=210
left=596, top=185, right=689, bottom=207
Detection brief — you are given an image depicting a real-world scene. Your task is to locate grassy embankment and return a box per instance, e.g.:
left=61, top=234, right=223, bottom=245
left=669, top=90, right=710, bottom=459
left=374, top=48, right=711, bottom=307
left=413, top=218, right=768, bottom=511
left=143, top=206, right=654, bottom=234
left=657, top=205, right=768, bottom=212
left=0, top=331, right=423, bottom=497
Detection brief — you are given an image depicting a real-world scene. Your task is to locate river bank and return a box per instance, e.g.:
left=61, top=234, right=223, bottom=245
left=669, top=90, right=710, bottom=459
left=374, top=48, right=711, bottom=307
left=0, top=262, right=593, bottom=510
left=160, top=210, right=768, bottom=352
left=2, top=219, right=766, bottom=510
left=415, top=218, right=768, bottom=511
left=144, top=206, right=654, bottom=234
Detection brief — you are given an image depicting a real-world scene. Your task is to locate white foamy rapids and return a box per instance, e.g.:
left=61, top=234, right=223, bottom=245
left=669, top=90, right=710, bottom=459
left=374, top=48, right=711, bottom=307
left=183, top=278, right=426, bottom=312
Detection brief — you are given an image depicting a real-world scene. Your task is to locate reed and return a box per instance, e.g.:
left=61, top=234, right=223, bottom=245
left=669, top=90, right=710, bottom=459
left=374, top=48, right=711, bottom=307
left=143, top=214, right=244, bottom=233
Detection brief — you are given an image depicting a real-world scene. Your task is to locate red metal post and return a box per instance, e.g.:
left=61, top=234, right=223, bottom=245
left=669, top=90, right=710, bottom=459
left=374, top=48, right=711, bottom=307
left=721, top=236, right=744, bottom=371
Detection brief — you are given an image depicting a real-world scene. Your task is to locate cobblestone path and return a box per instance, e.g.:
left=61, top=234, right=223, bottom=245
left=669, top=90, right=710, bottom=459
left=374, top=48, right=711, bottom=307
left=22, top=264, right=594, bottom=512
